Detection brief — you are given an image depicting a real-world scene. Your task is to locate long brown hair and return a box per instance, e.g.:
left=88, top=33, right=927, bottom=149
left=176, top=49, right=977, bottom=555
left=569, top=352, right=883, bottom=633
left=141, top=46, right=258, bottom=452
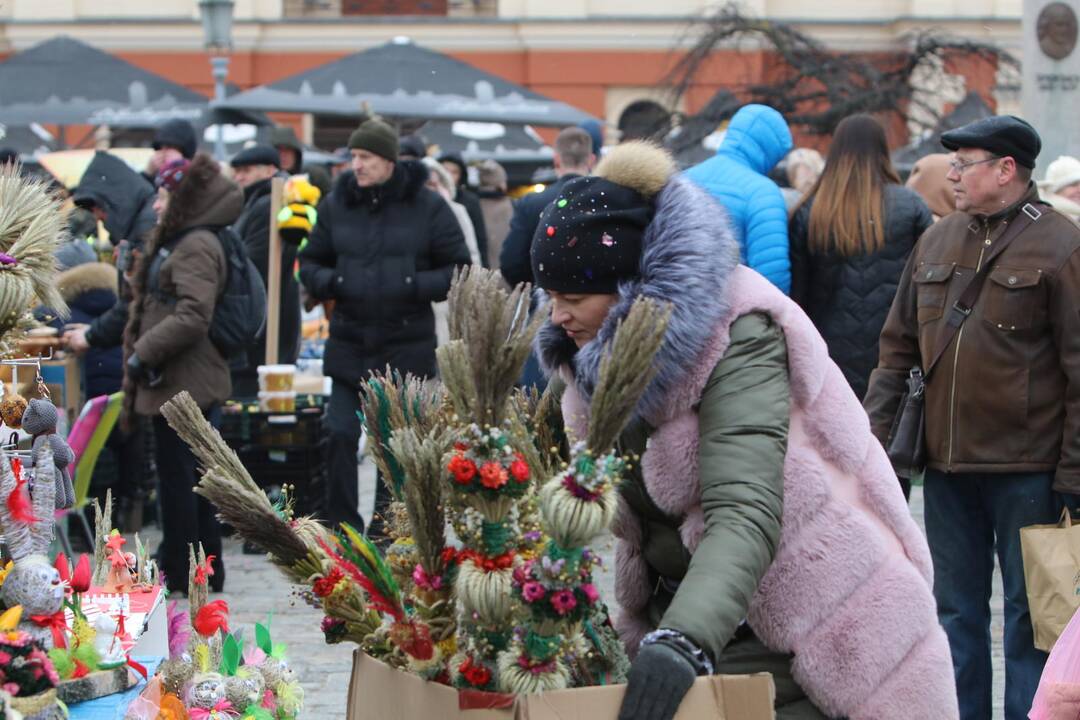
left=800, top=114, right=900, bottom=255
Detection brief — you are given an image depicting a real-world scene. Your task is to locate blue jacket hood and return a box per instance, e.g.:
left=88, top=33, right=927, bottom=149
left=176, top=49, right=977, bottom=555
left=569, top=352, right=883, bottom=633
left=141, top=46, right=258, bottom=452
left=717, top=105, right=793, bottom=175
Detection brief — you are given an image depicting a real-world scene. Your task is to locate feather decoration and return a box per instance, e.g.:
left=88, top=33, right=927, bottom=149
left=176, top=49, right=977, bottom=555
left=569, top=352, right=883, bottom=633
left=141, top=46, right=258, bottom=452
left=341, top=524, right=401, bottom=604
left=7, top=469, right=36, bottom=523
left=161, top=392, right=324, bottom=572
left=167, top=601, right=191, bottom=659
left=194, top=600, right=230, bottom=638
left=195, top=644, right=211, bottom=674
left=316, top=530, right=403, bottom=622
left=357, top=377, right=407, bottom=499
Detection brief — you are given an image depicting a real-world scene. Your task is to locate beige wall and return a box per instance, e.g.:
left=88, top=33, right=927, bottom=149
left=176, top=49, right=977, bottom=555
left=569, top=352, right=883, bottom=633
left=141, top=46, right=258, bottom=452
left=0, top=0, right=1021, bottom=21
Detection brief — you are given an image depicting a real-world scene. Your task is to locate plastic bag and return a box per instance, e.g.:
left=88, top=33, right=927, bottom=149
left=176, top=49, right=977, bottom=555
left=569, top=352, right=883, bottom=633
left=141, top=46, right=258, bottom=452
left=1030, top=605, right=1080, bottom=719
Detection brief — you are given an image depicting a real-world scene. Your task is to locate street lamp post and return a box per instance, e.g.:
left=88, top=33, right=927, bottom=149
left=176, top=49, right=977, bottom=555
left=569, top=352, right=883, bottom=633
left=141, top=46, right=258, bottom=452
left=199, top=0, right=235, bottom=161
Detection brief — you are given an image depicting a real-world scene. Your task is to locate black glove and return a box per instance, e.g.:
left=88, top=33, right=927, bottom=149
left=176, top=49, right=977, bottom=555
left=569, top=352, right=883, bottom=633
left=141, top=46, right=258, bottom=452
left=126, top=353, right=145, bottom=382
left=127, top=354, right=164, bottom=388
left=618, top=641, right=699, bottom=720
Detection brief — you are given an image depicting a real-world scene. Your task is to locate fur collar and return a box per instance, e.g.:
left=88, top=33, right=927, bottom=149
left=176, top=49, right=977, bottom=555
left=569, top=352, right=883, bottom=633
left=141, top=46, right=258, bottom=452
left=152, top=153, right=242, bottom=249
left=535, top=175, right=740, bottom=424
left=56, top=262, right=118, bottom=303
left=337, top=159, right=428, bottom=210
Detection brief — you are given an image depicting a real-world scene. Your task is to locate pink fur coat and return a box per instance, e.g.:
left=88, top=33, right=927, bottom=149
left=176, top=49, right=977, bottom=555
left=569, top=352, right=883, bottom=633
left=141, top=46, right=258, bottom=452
left=563, top=266, right=959, bottom=720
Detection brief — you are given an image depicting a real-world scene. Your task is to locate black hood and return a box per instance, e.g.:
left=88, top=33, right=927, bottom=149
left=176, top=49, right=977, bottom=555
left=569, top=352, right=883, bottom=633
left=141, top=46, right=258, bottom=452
left=73, top=151, right=156, bottom=245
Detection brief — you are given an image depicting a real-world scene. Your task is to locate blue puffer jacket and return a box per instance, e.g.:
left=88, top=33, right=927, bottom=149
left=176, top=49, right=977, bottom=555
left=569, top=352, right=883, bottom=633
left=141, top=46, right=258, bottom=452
left=684, top=104, right=793, bottom=293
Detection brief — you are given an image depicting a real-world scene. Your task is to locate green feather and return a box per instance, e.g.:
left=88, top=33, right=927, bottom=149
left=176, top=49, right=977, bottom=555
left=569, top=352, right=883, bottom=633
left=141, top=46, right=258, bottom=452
left=256, top=622, right=272, bottom=656
left=340, top=523, right=400, bottom=602
left=240, top=705, right=275, bottom=720
left=221, top=634, right=242, bottom=676
left=361, top=379, right=406, bottom=496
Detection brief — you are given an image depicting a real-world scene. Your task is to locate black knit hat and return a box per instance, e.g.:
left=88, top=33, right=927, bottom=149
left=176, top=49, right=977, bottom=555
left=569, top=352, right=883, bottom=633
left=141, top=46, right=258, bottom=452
left=230, top=144, right=281, bottom=169
left=348, top=120, right=399, bottom=162
left=530, top=176, right=653, bottom=294
left=152, top=119, right=198, bottom=160
left=530, top=142, right=676, bottom=295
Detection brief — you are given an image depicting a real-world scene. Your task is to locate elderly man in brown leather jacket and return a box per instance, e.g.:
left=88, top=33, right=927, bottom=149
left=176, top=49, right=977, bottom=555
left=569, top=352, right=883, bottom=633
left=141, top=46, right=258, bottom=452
left=864, top=115, right=1080, bottom=720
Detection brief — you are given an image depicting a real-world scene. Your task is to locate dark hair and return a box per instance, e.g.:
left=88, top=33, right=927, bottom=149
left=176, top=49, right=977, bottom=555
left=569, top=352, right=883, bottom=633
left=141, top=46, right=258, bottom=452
left=554, top=127, right=593, bottom=169
left=800, top=114, right=900, bottom=255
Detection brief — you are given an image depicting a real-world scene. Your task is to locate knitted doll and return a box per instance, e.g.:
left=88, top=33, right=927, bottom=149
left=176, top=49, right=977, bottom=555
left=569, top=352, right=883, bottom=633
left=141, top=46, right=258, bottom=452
left=20, top=400, right=74, bottom=509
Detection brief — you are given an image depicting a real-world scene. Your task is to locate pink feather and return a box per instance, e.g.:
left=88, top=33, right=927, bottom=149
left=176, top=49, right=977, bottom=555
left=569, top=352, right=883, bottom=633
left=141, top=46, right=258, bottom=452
left=167, top=601, right=191, bottom=658
left=243, top=645, right=267, bottom=666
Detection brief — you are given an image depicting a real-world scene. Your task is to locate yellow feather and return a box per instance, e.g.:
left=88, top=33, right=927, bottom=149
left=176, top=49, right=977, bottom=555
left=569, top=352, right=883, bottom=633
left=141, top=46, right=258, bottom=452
left=0, top=606, right=22, bottom=632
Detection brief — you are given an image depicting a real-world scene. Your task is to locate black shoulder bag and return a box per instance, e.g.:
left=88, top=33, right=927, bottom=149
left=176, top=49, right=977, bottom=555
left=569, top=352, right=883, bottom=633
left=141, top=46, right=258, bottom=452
left=886, top=202, right=1045, bottom=478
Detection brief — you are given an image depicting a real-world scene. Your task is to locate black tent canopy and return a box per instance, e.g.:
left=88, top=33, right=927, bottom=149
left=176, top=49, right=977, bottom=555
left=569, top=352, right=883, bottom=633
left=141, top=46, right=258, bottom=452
left=0, top=36, right=210, bottom=126
left=215, top=39, right=594, bottom=127
left=0, top=36, right=265, bottom=129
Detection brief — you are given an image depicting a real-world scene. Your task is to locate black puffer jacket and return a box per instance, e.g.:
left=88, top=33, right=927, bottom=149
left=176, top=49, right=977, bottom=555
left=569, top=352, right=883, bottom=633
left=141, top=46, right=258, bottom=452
left=789, top=183, right=932, bottom=399
left=73, top=151, right=158, bottom=350
left=298, top=161, right=470, bottom=385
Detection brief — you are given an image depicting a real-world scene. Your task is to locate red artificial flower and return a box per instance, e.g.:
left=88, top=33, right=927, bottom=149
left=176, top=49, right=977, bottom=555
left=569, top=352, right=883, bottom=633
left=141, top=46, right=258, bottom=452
left=193, top=600, right=230, bottom=637
left=389, top=620, right=434, bottom=661
left=440, top=547, right=460, bottom=567
left=458, top=656, right=491, bottom=688
left=193, top=555, right=216, bottom=586
left=479, top=462, right=508, bottom=490
left=509, top=455, right=530, bottom=483
left=71, top=555, right=92, bottom=594
left=54, top=554, right=70, bottom=584
left=550, top=589, right=578, bottom=616
left=448, top=454, right=477, bottom=485
left=313, top=568, right=345, bottom=598
left=459, top=550, right=515, bottom=573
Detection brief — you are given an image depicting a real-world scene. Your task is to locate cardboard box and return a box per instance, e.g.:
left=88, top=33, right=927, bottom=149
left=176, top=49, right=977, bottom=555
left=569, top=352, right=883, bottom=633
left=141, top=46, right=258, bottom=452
left=347, top=650, right=775, bottom=720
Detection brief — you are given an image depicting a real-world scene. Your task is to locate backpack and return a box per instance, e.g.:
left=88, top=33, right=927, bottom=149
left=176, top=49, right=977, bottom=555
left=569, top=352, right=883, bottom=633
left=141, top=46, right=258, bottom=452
left=148, top=225, right=267, bottom=364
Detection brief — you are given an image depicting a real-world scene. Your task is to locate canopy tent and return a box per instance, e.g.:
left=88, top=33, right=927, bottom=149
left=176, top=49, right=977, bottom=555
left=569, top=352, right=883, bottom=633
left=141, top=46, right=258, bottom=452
left=214, top=39, right=595, bottom=127
left=422, top=120, right=551, bottom=163
left=0, top=36, right=265, bottom=128
left=0, top=124, right=57, bottom=156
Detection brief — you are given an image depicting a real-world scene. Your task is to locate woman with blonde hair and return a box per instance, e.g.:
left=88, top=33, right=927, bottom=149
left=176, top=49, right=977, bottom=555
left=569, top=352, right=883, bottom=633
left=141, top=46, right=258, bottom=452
left=789, top=114, right=932, bottom=409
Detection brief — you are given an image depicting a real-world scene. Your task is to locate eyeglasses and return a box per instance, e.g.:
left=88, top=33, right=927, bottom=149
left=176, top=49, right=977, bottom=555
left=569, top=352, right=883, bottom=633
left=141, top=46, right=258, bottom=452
left=948, top=155, right=1002, bottom=175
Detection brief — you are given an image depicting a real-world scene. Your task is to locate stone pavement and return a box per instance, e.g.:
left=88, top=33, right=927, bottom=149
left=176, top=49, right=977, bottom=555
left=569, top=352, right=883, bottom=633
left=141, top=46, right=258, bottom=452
left=165, top=459, right=1006, bottom=719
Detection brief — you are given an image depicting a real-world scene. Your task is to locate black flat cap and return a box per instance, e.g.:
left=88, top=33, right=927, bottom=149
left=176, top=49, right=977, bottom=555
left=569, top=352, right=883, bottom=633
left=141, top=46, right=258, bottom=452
left=230, top=144, right=281, bottom=169
left=940, top=115, right=1041, bottom=169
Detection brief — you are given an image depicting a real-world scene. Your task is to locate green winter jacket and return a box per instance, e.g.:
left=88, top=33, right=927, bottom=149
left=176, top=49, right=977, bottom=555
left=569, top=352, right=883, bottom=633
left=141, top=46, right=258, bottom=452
left=618, top=312, right=789, bottom=662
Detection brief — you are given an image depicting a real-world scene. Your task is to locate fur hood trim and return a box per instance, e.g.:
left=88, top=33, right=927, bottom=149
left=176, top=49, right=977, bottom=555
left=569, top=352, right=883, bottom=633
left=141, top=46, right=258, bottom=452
left=536, top=174, right=740, bottom=425
left=56, top=262, right=117, bottom=302
left=337, top=159, right=429, bottom=210
left=152, top=153, right=243, bottom=249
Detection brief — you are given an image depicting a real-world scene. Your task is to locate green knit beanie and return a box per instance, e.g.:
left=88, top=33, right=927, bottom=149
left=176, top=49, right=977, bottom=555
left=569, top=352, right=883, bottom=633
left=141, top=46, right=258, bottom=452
left=348, top=120, right=399, bottom=162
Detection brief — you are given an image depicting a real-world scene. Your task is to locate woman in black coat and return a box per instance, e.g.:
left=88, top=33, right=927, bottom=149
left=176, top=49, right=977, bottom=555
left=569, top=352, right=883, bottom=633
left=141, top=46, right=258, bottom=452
left=789, top=114, right=933, bottom=400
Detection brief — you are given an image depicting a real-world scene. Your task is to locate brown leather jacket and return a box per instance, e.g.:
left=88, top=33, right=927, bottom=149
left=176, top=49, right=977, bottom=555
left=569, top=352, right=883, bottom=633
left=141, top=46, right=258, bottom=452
left=864, top=185, right=1080, bottom=492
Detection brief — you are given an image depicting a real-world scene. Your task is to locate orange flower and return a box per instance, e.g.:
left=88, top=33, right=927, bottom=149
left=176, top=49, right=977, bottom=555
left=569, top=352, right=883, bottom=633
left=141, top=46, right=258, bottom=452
left=479, top=462, right=508, bottom=489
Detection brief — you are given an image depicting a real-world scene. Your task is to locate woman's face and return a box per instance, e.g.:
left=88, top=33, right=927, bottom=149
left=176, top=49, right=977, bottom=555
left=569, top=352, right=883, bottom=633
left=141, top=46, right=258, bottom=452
left=547, top=291, right=620, bottom=348
left=153, top=187, right=170, bottom=217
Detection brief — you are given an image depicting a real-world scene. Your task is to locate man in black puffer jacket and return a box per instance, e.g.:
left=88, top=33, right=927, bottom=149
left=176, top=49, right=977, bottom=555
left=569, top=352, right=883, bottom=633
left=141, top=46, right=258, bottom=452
left=299, top=120, right=470, bottom=537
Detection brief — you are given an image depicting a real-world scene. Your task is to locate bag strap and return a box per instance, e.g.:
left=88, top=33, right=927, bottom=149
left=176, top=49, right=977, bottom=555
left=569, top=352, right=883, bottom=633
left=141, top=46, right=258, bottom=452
left=923, top=202, right=1045, bottom=378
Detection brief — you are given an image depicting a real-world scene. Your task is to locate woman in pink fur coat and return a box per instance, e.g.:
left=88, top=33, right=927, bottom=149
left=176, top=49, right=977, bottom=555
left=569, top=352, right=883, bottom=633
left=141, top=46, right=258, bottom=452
left=530, top=141, right=958, bottom=720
